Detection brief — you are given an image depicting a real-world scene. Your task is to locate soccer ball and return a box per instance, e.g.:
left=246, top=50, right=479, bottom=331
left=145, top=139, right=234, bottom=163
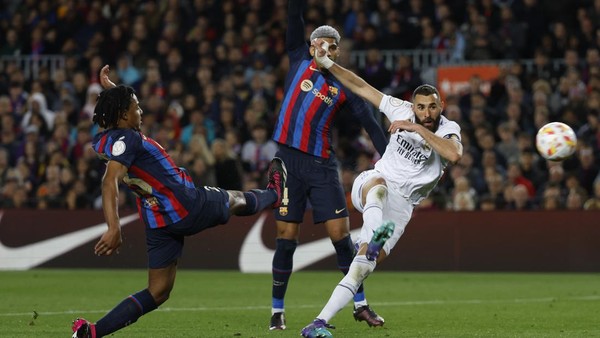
left=535, top=122, right=577, bottom=161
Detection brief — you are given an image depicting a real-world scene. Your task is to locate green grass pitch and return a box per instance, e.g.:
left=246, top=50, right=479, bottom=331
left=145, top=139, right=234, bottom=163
left=1, top=269, right=599, bottom=337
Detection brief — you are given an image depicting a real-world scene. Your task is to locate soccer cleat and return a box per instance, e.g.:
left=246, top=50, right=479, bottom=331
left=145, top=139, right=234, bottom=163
left=301, top=319, right=335, bottom=338
left=71, top=318, right=96, bottom=338
left=269, top=312, right=286, bottom=330
left=353, top=305, right=385, bottom=327
left=266, top=157, right=287, bottom=208
left=366, top=221, right=395, bottom=261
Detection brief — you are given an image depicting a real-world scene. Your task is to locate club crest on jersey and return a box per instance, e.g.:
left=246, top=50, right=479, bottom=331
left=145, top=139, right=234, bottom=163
left=143, top=196, right=159, bottom=208
left=421, top=141, right=432, bottom=152
left=278, top=207, right=288, bottom=216
left=390, top=97, right=404, bottom=106
left=328, top=86, right=339, bottom=97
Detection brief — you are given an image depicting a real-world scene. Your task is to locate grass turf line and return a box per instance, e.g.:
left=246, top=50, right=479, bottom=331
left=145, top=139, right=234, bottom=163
left=0, top=270, right=599, bottom=337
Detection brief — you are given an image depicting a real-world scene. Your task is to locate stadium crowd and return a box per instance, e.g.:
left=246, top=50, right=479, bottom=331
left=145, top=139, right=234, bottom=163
left=0, top=0, right=600, bottom=211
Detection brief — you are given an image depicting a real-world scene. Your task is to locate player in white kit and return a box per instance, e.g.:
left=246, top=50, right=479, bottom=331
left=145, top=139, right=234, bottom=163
left=301, top=40, right=464, bottom=338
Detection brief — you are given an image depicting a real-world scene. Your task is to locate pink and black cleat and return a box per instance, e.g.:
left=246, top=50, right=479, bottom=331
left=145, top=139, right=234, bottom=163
left=71, top=318, right=96, bottom=338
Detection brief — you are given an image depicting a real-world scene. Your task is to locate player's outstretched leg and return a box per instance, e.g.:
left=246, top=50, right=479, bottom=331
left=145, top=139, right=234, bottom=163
left=72, top=318, right=96, bottom=338
left=266, top=157, right=287, bottom=208
left=301, top=319, right=335, bottom=338
left=365, top=221, right=395, bottom=261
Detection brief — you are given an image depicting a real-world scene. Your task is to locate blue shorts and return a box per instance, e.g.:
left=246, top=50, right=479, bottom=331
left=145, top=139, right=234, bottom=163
left=145, top=186, right=230, bottom=269
left=273, top=145, right=349, bottom=224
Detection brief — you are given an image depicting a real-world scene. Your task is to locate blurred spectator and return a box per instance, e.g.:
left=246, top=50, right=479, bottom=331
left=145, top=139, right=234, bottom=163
left=575, top=145, right=599, bottom=195
left=583, top=178, right=600, bottom=210
left=384, top=55, right=421, bottom=101
left=478, top=194, right=497, bottom=210
left=505, top=183, right=536, bottom=210
left=577, top=111, right=600, bottom=158
left=453, top=191, right=476, bottom=210
left=188, top=157, right=217, bottom=188
left=496, top=5, right=526, bottom=59
left=495, top=122, right=519, bottom=164
left=417, top=18, right=436, bottom=50
left=21, top=92, right=54, bottom=132
left=565, top=187, right=586, bottom=210
left=484, top=171, right=507, bottom=209
left=240, top=122, right=277, bottom=186
left=211, top=138, right=242, bottom=191
left=360, top=49, right=391, bottom=91
left=1, top=28, right=22, bottom=56
left=116, top=53, right=142, bottom=87
left=455, top=152, right=487, bottom=194
left=518, top=148, right=547, bottom=189
left=465, top=16, right=503, bottom=60
left=0, top=148, right=10, bottom=185
left=180, top=109, right=216, bottom=147
left=433, top=18, right=466, bottom=61
left=451, top=176, right=478, bottom=210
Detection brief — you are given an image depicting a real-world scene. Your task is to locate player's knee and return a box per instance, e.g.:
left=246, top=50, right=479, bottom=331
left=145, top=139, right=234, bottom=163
left=325, top=218, right=350, bottom=241
left=154, top=292, right=171, bottom=306
left=148, top=284, right=174, bottom=305
left=226, top=190, right=247, bottom=215
left=228, top=190, right=245, bottom=207
left=275, top=238, right=298, bottom=255
left=352, top=255, right=376, bottom=281
left=367, top=184, right=388, bottom=203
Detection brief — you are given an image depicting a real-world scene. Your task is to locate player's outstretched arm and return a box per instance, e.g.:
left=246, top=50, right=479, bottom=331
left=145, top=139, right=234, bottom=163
left=286, top=0, right=307, bottom=51
left=312, top=39, right=384, bottom=108
left=95, top=160, right=128, bottom=256
left=100, top=64, right=117, bottom=89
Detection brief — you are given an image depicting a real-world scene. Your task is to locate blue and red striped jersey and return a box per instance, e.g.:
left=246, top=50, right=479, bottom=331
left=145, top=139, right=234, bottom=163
left=273, top=0, right=388, bottom=158
left=92, top=128, right=196, bottom=229
left=273, top=55, right=352, bottom=158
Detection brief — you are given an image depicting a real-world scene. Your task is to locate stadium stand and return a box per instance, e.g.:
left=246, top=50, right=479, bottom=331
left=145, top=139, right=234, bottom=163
left=0, top=0, right=599, bottom=211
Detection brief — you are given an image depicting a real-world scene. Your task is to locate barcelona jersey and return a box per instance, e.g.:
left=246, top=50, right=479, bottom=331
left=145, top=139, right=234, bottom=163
left=273, top=48, right=369, bottom=158
left=92, top=128, right=196, bottom=228
left=272, top=0, right=387, bottom=158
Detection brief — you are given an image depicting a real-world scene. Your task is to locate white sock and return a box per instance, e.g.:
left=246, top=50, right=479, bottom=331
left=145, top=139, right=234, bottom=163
left=363, top=185, right=387, bottom=231
left=317, top=255, right=376, bottom=322
left=354, top=299, right=368, bottom=308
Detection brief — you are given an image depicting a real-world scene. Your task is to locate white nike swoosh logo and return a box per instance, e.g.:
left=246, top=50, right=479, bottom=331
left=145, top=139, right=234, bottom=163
left=0, top=212, right=139, bottom=270
left=335, top=208, right=346, bottom=214
left=238, top=212, right=361, bottom=272
left=309, top=66, right=320, bottom=72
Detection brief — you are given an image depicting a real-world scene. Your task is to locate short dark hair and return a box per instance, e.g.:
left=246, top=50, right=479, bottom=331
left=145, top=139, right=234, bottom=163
left=412, top=84, right=441, bottom=101
left=93, top=85, right=135, bottom=128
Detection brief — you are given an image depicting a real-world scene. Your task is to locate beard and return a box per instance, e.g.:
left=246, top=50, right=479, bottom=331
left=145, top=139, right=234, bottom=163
left=415, top=114, right=441, bottom=132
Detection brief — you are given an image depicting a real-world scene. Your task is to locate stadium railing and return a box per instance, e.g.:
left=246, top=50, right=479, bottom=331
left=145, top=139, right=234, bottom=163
left=0, top=55, right=66, bottom=80
left=350, top=49, right=565, bottom=80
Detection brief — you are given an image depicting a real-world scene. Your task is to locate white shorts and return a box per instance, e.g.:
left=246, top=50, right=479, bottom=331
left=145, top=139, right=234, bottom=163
left=351, top=169, right=414, bottom=256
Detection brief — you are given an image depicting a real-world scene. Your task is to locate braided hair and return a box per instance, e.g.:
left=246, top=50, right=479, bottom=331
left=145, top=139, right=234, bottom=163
left=92, top=85, right=136, bottom=128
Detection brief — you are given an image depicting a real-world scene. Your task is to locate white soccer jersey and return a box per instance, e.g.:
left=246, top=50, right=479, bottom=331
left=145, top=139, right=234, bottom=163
left=375, top=95, right=461, bottom=205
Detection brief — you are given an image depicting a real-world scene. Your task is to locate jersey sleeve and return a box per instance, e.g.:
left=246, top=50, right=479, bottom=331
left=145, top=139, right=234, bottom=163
left=286, top=0, right=307, bottom=52
left=346, top=93, right=388, bottom=155
left=378, top=95, right=414, bottom=122
left=436, top=117, right=462, bottom=141
left=105, top=130, right=140, bottom=168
